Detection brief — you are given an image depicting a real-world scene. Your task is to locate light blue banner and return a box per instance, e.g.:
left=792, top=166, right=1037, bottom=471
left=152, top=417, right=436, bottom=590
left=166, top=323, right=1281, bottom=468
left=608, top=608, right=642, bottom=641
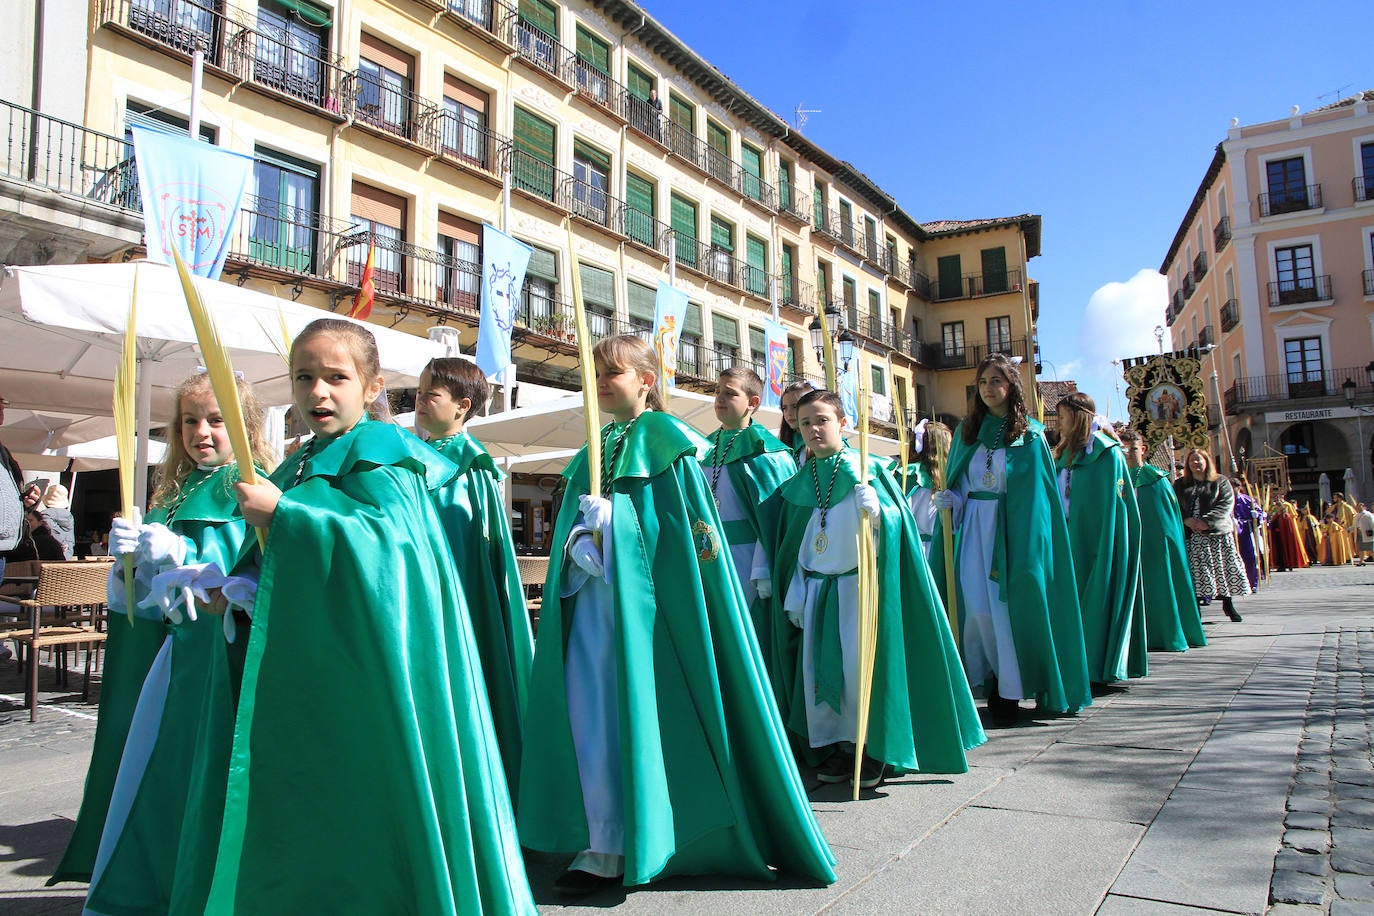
left=839, top=356, right=859, bottom=426
left=763, top=318, right=788, bottom=410
left=476, top=225, right=533, bottom=378
left=652, top=281, right=689, bottom=390
left=132, top=126, right=254, bottom=280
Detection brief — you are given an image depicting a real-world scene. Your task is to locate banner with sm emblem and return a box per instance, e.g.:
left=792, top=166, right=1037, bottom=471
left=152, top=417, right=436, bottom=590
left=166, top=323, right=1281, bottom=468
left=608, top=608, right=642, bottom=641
left=476, top=225, right=533, bottom=378
left=763, top=318, right=789, bottom=409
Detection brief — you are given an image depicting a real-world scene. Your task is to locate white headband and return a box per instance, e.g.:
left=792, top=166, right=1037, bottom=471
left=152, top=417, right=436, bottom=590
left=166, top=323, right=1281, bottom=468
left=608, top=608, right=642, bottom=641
left=911, top=418, right=930, bottom=454
left=1085, top=415, right=1111, bottom=454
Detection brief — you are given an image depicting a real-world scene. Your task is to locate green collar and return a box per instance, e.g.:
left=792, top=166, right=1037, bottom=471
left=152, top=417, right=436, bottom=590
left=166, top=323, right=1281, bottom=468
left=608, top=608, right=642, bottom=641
left=704, top=421, right=790, bottom=467
left=277, top=418, right=459, bottom=492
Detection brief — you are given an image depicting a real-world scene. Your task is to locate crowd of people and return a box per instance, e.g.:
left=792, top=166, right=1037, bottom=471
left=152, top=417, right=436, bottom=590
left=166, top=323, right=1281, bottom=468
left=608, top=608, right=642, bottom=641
left=26, top=333, right=1352, bottom=912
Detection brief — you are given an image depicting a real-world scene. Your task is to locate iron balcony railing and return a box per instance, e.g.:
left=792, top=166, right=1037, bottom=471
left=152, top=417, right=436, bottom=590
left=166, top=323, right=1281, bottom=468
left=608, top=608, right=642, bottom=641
left=567, top=55, right=624, bottom=118
left=1227, top=366, right=1374, bottom=408
left=930, top=268, right=1024, bottom=301
left=1356, top=177, right=1372, bottom=204
left=1365, top=268, right=1374, bottom=297
left=1168, top=290, right=1184, bottom=325
left=663, top=120, right=705, bottom=168
left=622, top=94, right=663, bottom=145
left=1220, top=298, right=1240, bottom=332
left=843, top=308, right=885, bottom=343
left=556, top=172, right=620, bottom=233
left=346, top=70, right=440, bottom=146
left=777, top=275, right=815, bottom=312
left=506, top=148, right=558, bottom=202
left=436, top=116, right=506, bottom=175
left=737, top=168, right=777, bottom=211
left=1214, top=216, right=1231, bottom=251
left=777, top=185, right=808, bottom=223
left=1192, top=251, right=1208, bottom=282
left=445, top=0, right=511, bottom=35
left=1268, top=275, right=1333, bottom=308
left=1198, top=324, right=1215, bottom=348
left=1259, top=184, right=1323, bottom=217
left=1, top=98, right=138, bottom=209
left=503, top=14, right=569, bottom=83
left=967, top=336, right=1030, bottom=368
left=100, top=0, right=350, bottom=118
left=911, top=270, right=931, bottom=300
left=1182, top=271, right=1196, bottom=299
left=618, top=205, right=671, bottom=257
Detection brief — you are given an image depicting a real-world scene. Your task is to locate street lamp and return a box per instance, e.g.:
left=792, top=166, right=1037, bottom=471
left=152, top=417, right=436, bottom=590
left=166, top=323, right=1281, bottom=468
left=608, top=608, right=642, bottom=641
left=836, top=328, right=856, bottom=372
left=1341, top=363, right=1374, bottom=501
left=808, top=304, right=842, bottom=363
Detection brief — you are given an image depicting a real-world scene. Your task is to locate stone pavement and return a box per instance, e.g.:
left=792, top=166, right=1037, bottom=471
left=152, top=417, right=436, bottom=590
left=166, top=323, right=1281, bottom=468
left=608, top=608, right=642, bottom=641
left=0, top=565, right=1371, bottom=914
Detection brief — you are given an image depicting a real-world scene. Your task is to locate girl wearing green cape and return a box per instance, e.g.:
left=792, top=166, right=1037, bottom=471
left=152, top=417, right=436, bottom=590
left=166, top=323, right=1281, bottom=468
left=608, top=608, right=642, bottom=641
left=219, top=319, right=534, bottom=914
left=778, top=380, right=815, bottom=466
left=518, top=336, right=835, bottom=897
left=903, top=419, right=952, bottom=558
left=1119, top=428, right=1206, bottom=651
left=414, top=356, right=534, bottom=804
left=928, top=354, right=1092, bottom=727
left=1052, top=393, right=1146, bottom=684
left=58, top=373, right=273, bottom=914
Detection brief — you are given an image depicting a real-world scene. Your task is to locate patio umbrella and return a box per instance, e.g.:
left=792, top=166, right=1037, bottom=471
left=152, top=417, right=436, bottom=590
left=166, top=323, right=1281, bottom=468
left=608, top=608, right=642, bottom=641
left=1320, top=472, right=1332, bottom=506
left=1345, top=467, right=1358, bottom=504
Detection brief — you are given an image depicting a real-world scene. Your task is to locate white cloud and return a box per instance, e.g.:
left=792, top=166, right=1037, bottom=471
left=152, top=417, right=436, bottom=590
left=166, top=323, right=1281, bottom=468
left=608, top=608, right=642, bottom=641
left=1079, top=269, right=1168, bottom=366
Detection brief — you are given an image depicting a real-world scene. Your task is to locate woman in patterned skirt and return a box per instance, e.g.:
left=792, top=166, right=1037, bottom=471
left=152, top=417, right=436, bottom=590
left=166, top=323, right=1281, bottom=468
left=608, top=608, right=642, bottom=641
left=1173, top=449, right=1249, bottom=622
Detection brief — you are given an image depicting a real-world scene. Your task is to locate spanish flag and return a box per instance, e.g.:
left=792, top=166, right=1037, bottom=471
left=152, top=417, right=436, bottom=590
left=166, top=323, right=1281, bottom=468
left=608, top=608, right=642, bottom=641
left=349, top=239, right=376, bottom=320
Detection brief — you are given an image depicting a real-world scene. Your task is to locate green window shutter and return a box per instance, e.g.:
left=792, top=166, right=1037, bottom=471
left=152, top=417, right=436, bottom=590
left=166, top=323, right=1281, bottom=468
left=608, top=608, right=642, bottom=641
left=579, top=264, right=614, bottom=311
left=712, top=313, right=740, bottom=347
left=786, top=340, right=796, bottom=375
left=526, top=245, right=558, bottom=282
left=513, top=107, right=554, bottom=163
left=707, top=121, right=729, bottom=156
left=813, top=185, right=824, bottom=226
left=740, top=145, right=761, bottom=179
left=670, top=195, right=697, bottom=243
left=684, top=301, right=703, bottom=336
left=868, top=289, right=881, bottom=320
left=627, top=280, right=656, bottom=321
left=575, top=27, right=610, bottom=73
left=626, top=64, right=653, bottom=100
left=749, top=326, right=765, bottom=355
left=710, top=216, right=733, bottom=251
left=275, top=0, right=331, bottom=27
left=624, top=172, right=654, bottom=217
left=781, top=245, right=794, bottom=279
left=937, top=254, right=962, bottom=299
left=746, top=235, right=766, bottom=270
left=669, top=94, right=693, bottom=134
left=778, top=160, right=792, bottom=209
left=519, top=0, right=558, bottom=37
left=573, top=140, right=611, bottom=174
left=981, top=246, right=1008, bottom=293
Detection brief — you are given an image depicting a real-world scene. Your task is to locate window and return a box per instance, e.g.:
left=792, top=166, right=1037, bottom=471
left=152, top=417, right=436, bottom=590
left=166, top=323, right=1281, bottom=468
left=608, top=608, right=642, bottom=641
left=349, top=181, right=407, bottom=295
left=1275, top=244, right=1316, bottom=304
left=573, top=26, right=611, bottom=103
left=357, top=34, right=413, bottom=139
left=1284, top=337, right=1324, bottom=397
left=863, top=215, right=877, bottom=260
left=441, top=75, right=489, bottom=169
left=838, top=201, right=854, bottom=245
left=623, top=172, right=656, bottom=248
left=130, top=0, right=219, bottom=55
left=813, top=181, right=827, bottom=229
left=667, top=93, right=695, bottom=158
left=745, top=235, right=768, bottom=297
left=579, top=263, right=615, bottom=338
left=1266, top=156, right=1308, bottom=213
left=710, top=215, right=735, bottom=283
left=749, top=326, right=766, bottom=380
left=670, top=194, right=698, bottom=268
left=987, top=316, right=1012, bottom=353
left=868, top=289, right=882, bottom=323
left=841, top=278, right=857, bottom=329
left=571, top=141, right=611, bottom=226
left=779, top=244, right=797, bottom=304
left=1361, top=142, right=1374, bottom=201
left=1233, top=352, right=1242, bottom=386
left=712, top=313, right=740, bottom=368
left=937, top=254, right=962, bottom=300
left=255, top=0, right=328, bottom=105
left=511, top=107, right=555, bottom=199
left=521, top=245, right=559, bottom=327
left=249, top=148, right=319, bottom=273
left=816, top=260, right=831, bottom=308
left=626, top=280, right=656, bottom=336
left=740, top=143, right=764, bottom=203
left=115, top=102, right=215, bottom=208
left=515, top=0, right=560, bottom=74
left=680, top=302, right=703, bottom=377
left=942, top=321, right=965, bottom=358
left=778, top=160, right=794, bottom=211
left=885, top=234, right=898, bottom=270
left=706, top=120, right=731, bottom=184
left=437, top=212, right=480, bottom=312
left=981, top=246, right=1008, bottom=294
left=625, top=64, right=659, bottom=139
left=870, top=364, right=886, bottom=397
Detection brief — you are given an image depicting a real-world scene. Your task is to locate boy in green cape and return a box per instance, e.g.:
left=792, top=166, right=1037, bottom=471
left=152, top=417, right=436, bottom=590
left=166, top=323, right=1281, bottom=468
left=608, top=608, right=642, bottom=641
left=1120, top=428, right=1206, bottom=651
left=928, top=354, right=1092, bottom=725
left=415, top=357, right=534, bottom=800
left=698, top=366, right=796, bottom=660
left=518, top=336, right=834, bottom=897
left=1052, top=393, right=1146, bottom=684
left=771, top=390, right=984, bottom=790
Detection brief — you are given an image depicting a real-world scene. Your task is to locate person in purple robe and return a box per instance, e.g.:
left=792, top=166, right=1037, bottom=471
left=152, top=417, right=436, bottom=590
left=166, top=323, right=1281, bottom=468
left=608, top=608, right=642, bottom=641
left=1231, top=480, right=1265, bottom=591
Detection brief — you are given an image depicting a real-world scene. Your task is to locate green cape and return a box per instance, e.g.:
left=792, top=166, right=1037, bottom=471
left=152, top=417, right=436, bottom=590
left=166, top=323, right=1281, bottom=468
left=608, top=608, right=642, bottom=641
left=50, top=467, right=244, bottom=888
left=82, top=464, right=254, bottom=914
left=517, top=411, right=836, bottom=887
left=1055, top=432, right=1146, bottom=683
left=769, top=449, right=985, bottom=771
left=1131, top=464, right=1207, bottom=651
left=928, top=415, right=1092, bottom=713
left=429, top=431, right=535, bottom=805
left=703, top=421, right=796, bottom=662
left=207, top=420, right=534, bottom=915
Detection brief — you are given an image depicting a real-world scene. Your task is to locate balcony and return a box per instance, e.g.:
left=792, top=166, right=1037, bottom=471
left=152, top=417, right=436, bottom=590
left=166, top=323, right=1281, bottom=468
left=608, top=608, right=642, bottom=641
left=1226, top=366, right=1374, bottom=409
left=1259, top=184, right=1323, bottom=217
left=1356, top=176, right=1372, bottom=203
left=555, top=174, right=622, bottom=237
left=617, top=204, right=671, bottom=259
left=1214, top=215, right=1231, bottom=251
left=502, top=14, right=570, bottom=84
left=1168, top=290, right=1183, bottom=325
left=566, top=54, right=625, bottom=121
left=1364, top=268, right=1374, bottom=297
left=436, top=116, right=507, bottom=177
left=1268, top=275, right=1333, bottom=308
left=1182, top=272, right=1196, bottom=299
left=346, top=71, right=440, bottom=148
left=2, top=98, right=139, bottom=209
left=968, top=336, right=1030, bottom=368
left=777, top=275, right=816, bottom=312
left=622, top=94, right=664, bottom=146
left=658, top=122, right=776, bottom=211
left=100, top=0, right=350, bottom=119
left=444, top=0, right=510, bottom=34
left=1192, top=251, right=1208, bottom=282
left=930, top=269, right=1024, bottom=301
left=1220, top=298, right=1239, bottom=332
left=777, top=186, right=808, bottom=224
left=1197, top=324, right=1215, bottom=348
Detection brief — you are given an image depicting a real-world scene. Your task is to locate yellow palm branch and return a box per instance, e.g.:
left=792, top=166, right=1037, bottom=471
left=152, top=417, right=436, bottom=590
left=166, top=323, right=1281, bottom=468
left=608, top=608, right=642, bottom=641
left=114, top=268, right=139, bottom=622
left=565, top=220, right=602, bottom=499
left=853, top=379, right=880, bottom=798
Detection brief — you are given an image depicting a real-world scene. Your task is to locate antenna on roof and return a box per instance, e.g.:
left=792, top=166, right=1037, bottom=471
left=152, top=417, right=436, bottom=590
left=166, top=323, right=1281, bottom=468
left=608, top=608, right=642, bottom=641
left=1316, top=84, right=1354, bottom=105
left=794, top=104, right=821, bottom=130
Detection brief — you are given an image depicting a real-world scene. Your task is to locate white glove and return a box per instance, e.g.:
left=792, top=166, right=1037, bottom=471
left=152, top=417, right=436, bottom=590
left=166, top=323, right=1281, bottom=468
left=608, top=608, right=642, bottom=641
left=931, top=490, right=957, bottom=511
left=219, top=572, right=260, bottom=643
left=753, top=577, right=773, bottom=600
left=786, top=607, right=803, bottom=628
left=109, top=511, right=144, bottom=560
left=854, top=484, right=881, bottom=521
left=579, top=494, right=613, bottom=532
left=146, top=563, right=214, bottom=625
left=568, top=532, right=606, bottom=578
left=137, top=523, right=189, bottom=568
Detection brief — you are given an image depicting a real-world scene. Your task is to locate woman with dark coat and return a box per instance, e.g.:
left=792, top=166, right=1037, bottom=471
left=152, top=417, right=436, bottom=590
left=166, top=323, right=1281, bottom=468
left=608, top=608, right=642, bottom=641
left=1173, top=449, right=1249, bottom=622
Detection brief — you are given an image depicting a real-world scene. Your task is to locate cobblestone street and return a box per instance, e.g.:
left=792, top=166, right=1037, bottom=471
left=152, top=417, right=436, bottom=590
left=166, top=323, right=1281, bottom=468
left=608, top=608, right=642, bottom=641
left=1, top=564, right=1371, bottom=914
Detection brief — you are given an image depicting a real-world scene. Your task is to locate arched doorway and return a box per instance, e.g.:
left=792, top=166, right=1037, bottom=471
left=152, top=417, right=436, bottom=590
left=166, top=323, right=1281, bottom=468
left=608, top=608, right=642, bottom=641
left=1277, top=420, right=1353, bottom=504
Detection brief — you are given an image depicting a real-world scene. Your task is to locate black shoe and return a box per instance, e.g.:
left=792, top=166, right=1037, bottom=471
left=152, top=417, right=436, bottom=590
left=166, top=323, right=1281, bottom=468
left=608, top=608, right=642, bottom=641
left=816, top=750, right=854, bottom=784
left=554, top=869, right=620, bottom=897
left=1223, top=603, right=1243, bottom=622
left=989, top=692, right=1020, bottom=728
left=857, top=756, right=888, bottom=789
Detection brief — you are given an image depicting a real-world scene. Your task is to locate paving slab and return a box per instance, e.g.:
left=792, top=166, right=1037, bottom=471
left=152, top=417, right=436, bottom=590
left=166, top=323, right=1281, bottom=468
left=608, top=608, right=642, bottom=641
left=1058, top=704, right=1221, bottom=753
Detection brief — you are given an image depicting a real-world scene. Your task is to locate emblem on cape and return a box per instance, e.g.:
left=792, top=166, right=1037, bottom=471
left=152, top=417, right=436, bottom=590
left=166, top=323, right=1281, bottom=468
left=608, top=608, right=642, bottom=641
left=692, top=519, right=720, bottom=562
left=981, top=469, right=996, bottom=488
left=814, top=530, right=829, bottom=554
left=1117, top=477, right=1126, bottom=498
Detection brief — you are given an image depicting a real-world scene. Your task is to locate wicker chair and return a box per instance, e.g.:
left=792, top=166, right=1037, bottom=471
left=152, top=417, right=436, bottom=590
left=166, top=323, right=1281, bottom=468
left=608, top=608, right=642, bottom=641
left=515, top=555, right=550, bottom=631
left=7, top=560, right=113, bottom=722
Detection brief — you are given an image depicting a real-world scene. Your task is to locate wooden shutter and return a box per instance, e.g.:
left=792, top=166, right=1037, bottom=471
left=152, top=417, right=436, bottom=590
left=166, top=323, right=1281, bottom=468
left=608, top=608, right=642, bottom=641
left=711, top=313, right=739, bottom=348
left=981, top=246, right=1008, bottom=292
left=573, top=140, right=611, bottom=174
left=359, top=32, right=411, bottom=77
left=669, top=94, right=693, bottom=134
left=670, top=195, right=697, bottom=243
left=518, top=0, right=557, bottom=37
left=624, top=172, right=654, bottom=217
left=575, top=27, right=610, bottom=73
left=437, top=211, right=479, bottom=244
left=710, top=216, right=733, bottom=251
left=579, top=264, right=614, bottom=311
left=683, top=301, right=703, bottom=336
left=627, top=281, right=656, bottom=322
left=626, top=64, right=653, bottom=100
left=351, top=181, right=406, bottom=228
left=512, top=107, right=554, bottom=164
left=740, top=145, right=761, bottom=179
left=443, top=74, right=487, bottom=115
left=778, top=160, right=792, bottom=208
left=526, top=245, right=557, bottom=282
left=707, top=120, right=729, bottom=156
left=937, top=254, right=962, bottom=299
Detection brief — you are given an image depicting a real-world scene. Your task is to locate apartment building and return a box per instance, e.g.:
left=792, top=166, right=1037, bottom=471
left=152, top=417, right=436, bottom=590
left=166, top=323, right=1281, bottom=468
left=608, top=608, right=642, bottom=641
left=1162, top=90, right=1374, bottom=504
left=2, top=0, right=1044, bottom=544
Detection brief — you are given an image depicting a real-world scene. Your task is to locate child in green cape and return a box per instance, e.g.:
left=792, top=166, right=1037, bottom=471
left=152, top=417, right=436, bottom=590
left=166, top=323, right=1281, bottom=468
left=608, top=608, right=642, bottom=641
left=219, top=319, right=534, bottom=915
left=778, top=380, right=815, bottom=466
left=903, top=419, right=951, bottom=557
left=415, top=357, right=534, bottom=803
left=518, top=335, right=835, bottom=897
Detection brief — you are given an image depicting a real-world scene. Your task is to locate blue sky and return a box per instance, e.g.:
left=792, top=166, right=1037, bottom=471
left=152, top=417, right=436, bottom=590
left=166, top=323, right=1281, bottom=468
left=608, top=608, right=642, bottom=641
left=647, top=0, right=1367, bottom=417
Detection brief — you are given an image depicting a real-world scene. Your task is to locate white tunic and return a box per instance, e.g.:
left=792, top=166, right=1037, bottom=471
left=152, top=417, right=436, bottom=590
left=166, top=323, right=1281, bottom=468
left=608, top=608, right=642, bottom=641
left=908, top=485, right=938, bottom=558
left=953, top=445, right=1025, bottom=700
left=703, top=459, right=768, bottom=602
